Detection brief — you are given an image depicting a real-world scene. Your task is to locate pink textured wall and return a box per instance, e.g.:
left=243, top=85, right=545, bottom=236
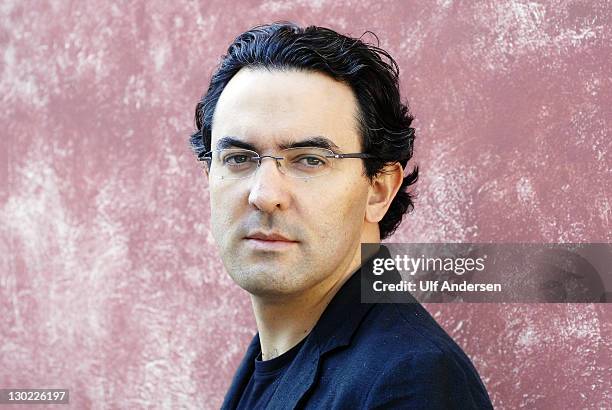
left=1, top=1, right=610, bottom=408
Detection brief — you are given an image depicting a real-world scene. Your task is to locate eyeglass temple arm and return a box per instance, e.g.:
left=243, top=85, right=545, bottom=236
left=197, top=151, right=212, bottom=162
left=328, top=153, right=378, bottom=159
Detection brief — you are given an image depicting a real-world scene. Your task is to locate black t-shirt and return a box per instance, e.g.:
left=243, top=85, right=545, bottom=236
left=236, top=338, right=307, bottom=409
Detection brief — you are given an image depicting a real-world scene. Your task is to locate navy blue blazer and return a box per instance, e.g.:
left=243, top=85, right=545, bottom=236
left=221, top=247, right=494, bottom=409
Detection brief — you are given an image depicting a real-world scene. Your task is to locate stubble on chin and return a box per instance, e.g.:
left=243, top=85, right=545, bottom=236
left=222, top=246, right=317, bottom=297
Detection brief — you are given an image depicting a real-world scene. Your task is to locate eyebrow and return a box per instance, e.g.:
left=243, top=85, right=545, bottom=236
left=215, top=136, right=341, bottom=152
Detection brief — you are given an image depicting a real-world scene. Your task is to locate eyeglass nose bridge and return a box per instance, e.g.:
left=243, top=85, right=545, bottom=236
left=253, top=154, right=286, bottom=173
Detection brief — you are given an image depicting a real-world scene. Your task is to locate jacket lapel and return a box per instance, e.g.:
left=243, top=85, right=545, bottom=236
left=220, top=333, right=261, bottom=410
left=265, top=340, right=322, bottom=410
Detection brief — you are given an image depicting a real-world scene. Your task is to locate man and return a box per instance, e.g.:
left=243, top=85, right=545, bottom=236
left=190, top=22, right=493, bottom=409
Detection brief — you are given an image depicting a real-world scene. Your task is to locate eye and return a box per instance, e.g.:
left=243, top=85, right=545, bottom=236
left=224, top=153, right=253, bottom=165
left=298, top=156, right=325, bottom=167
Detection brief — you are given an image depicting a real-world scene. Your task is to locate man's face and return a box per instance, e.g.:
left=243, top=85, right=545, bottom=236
left=208, top=68, right=372, bottom=298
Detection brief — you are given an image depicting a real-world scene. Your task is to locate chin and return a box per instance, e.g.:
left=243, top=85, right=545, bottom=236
left=238, top=281, right=301, bottom=299
left=229, top=270, right=304, bottom=297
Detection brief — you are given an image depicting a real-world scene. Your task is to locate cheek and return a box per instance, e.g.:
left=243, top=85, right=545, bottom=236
left=303, top=180, right=368, bottom=235
left=210, top=181, right=242, bottom=212
left=209, top=185, right=242, bottom=239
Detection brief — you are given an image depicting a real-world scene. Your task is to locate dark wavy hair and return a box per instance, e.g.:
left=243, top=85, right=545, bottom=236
left=190, top=22, right=418, bottom=239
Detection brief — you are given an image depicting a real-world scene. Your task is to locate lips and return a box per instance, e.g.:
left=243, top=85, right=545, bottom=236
left=245, top=232, right=297, bottom=242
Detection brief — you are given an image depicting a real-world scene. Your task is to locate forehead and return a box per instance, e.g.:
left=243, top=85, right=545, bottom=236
left=211, top=68, right=361, bottom=151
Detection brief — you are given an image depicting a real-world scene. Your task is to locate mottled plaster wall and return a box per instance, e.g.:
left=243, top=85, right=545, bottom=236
left=1, top=1, right=610, bottom=409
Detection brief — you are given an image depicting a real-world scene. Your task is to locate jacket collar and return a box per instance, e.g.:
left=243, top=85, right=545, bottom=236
left=221, top=245, right=393, bottom=410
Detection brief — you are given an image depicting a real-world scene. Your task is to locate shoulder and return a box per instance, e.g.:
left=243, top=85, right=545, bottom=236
left=352, top=301, right=464, bottom=358
left=302, top=301, right=493, bottom=408
left=361, top=345, right=493, bottom=409
left=347, top=303, right=493, bottom=408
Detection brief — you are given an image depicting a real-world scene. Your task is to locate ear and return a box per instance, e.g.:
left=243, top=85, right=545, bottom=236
left=365, top=163, right=404, bottom=223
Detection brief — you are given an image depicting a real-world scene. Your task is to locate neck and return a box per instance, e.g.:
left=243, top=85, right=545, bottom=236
left=252, top=225, right=381, bottom=360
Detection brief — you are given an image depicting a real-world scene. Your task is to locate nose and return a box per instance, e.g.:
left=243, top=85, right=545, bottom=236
left=247, top=157, right=292, bottom=213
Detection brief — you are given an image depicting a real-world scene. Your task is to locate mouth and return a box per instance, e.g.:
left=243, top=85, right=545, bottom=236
left=244, top=232, right=299, bottom=250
